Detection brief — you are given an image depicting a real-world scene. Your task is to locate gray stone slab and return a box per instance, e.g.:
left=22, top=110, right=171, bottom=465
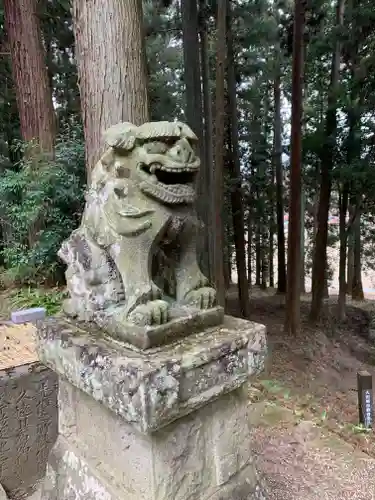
left=11, top=307, right=46, bottom=324
left=94, top=305, right=225, bottom=349
left=0, top=363, right=57, bottom=499
left=40, top=384, right=269, bottom=500
left=35, top=314, right=267, bottom=433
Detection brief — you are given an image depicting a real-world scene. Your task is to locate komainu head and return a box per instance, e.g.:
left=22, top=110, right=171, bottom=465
left=91, top=121, right=200, bottom=205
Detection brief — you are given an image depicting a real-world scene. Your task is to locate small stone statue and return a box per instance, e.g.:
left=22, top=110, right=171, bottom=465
left=58, top=121, right=216, bottom=329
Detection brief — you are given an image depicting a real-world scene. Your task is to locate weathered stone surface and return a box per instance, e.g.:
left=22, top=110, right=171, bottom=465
left=153, top=411, right=210, bottom=500
left=41, top=382, right=268, bottom=500
left=27, top=489, right=42, bottom=500
left=211, top=386, right=252, bottom=485
left=0, top=484, right=7, bottom=500
left=35, top=314, right=267, bottom=433
left=41, top=437, right=120, bottom=500
left=95, top=304, right=224, bottom=349
left=206, top=463, right=269, bottom=500
left=58, top=121, right=218, bottom=339
left=58, top=381, right=154, bottom=498
left=0, top=363, right=57, bottom=499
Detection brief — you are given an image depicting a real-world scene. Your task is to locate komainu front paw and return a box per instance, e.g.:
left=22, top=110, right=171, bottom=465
left=128, top=299, right=170, bottom=326
left=184, top=287, right=216, bottom=309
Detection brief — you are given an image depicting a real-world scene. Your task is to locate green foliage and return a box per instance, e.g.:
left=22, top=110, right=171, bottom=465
left=0, top=124, right=85, bottom=285
left=144, top=2, right=184, bottom=121
left=38, top=0, right=81, bottom=122
left=8, top=287, right=65, bottom=315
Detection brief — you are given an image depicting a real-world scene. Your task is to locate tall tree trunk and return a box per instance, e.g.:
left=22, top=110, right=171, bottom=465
left=226, top=2, right=250, bottom=318
left=212, top=0, right=227, bottom=306
left=247, top=209, right=252, bottom=286
left=273, top=64, right=286, bottom=293
left=261, top=231, right=268, bottom=289
left=309, top=0, right=345, bottom=322
left=255, top=212, right=261, bottom=286
left=352, top=198, right=364, bottom=300
left=269, top=206, right=275, bottom=288
left=5, top=0, right=56, bottom=153
left=224, top=235, right=231, bottom=288
left=300, top=188, right=306, bottom=293
left=182, top=0, right=203, bottom=144
left=199, top=0, right=214, bottom=280
left=299, top=44, right=308, bottom=296
left=182, top=0, right=210, bottom=277
left=72, top=0, right=149, bottom=176
left=337, top=182, right=349, bottom=319
left=284, top=0, right=305, bottom=335
left=347, top=205, right=354, bottom=293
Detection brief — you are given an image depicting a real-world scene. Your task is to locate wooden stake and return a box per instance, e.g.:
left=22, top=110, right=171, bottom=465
left=357, top=370, right=373, bottom=428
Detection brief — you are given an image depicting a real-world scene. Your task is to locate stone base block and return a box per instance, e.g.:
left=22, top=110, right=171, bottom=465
left=35, top=314, right=268, bottom=500
left=36, top=315, right=267, bottom=433
left=95, top=304, right=225, bottom=349
left=41, top=384, right=267, bottom=500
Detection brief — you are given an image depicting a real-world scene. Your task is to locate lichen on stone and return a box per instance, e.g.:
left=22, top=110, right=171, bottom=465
left=58, top=121, right=217, bottom=340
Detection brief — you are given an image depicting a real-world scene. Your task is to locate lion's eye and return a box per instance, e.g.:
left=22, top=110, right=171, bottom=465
left=144, top=141, right=168, bottom=154
left=114, top=187, right=127, bottom=198
left=116, top=166, right=130, bottom=178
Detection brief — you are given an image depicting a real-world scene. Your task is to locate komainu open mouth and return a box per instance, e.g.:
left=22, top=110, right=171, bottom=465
left=138, top=162, right=198, bottom=204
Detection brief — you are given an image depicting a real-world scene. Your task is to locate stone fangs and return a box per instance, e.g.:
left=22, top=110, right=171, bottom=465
left=137, top=161, right=198, bottom=204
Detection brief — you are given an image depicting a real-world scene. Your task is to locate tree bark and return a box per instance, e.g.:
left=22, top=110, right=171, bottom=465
left=226, top=2, right=250, bottom=318
left=212, top=0, right=227, bottom=307
left=309, top=0, right=345, bottom=322
left=352, top=198, right=364, bottom=300
left=5, top=0, right=56, bottom=153
left=247, top=209, right=252, bottom=286
left=261, top=231, right=268, bottom=289
left=199, top=0, right=214, bottom=280
left=255, top=215, right=261, bottom=286
left=300, top=188, right=306, bottom=293
left=269, top=116, right=275, bottom=290
left=347, top=204, right=354, bottom=293
left=182, top=0, right=203, bottom=145
left=182, top=0, right=210, bottom=277
left=72, top=0, right=149, bottom=176
left=224, top=235, right=231, bottom=288
left=284, top=0, right=305, bottom=335
left=269, top=207, right=275, bottom=288
left=337, top=182, right=349, bottom=319
left=273, top=64, right=287, bottom=293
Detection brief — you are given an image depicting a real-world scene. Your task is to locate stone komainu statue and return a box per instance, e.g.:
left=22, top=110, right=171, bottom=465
left=58, top=121, right=216, bottom=327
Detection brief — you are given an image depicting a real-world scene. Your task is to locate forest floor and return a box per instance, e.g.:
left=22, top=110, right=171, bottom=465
left=227, top=287, right=375, bottom=498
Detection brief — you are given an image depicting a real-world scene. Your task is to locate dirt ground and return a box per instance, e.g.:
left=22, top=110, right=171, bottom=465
left=227, top=287, right=375, bottom=499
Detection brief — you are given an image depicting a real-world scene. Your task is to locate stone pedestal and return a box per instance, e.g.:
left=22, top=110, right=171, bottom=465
left=35, top=315, right=268, bottom=500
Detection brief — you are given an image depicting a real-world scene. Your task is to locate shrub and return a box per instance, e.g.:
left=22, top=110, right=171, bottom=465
left=0, top=123, right=86, bottom=286
left=8, top=287, right=65, bottom=316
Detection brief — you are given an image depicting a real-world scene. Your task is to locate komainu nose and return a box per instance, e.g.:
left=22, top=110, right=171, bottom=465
left=168, top=138, right=195, bottom=163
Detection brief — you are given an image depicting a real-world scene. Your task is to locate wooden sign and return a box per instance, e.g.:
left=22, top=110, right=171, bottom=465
left=357, top=370, right=373, bottom=429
